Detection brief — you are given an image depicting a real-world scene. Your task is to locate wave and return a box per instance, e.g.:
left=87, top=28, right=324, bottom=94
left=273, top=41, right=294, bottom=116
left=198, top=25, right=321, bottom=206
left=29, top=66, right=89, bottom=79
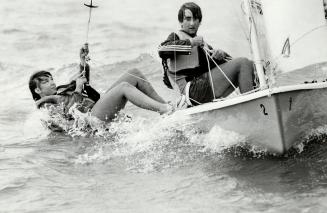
left=2, top=28, right=25, bottom=34
left=23, top=104, right=327, bottom=172
left=21, top=100, right=327, bottom=175
left=0, top=182, right=26, bottom=194
left=110, top=21, right=151, bottom=34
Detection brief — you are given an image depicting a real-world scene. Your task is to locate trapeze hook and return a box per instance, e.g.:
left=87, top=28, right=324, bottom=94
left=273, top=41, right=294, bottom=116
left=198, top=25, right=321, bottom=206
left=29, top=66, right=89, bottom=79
left=84, top=0, right=98, bottom=8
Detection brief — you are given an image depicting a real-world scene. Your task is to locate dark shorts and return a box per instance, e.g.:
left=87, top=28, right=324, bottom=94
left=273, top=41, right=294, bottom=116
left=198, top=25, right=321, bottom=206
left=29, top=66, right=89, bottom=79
left=189, top=72, right=214, bottom=105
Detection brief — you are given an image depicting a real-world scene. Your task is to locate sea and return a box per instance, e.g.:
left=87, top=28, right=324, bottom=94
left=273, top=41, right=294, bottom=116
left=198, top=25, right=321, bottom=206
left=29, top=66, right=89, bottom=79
left=1, top=0, right=327, bottom=212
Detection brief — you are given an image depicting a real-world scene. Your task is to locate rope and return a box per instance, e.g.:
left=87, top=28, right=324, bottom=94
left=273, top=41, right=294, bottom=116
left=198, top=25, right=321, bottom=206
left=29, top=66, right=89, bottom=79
left=171, top=33, right=202, bottom=105
left=242, top=0, right=327, bottom=84
left=126, top=71, right=202, bottom=105
left=85, top=43, right=240, bottom=105
left=269, top=24, right=327, bottom=66
left=89, top=57, right=203, bottom=105
left=173, top=33, right=178, bottom=106
left=203, top=47, right=239, bottom=93
left=204, top=45, right=216, bottom=99
left=84, top=0, right=98, bottom=43
left=230, top=0, right=251, bottom=44
left=125, top=71, right=202, bottom=105
left=85, top=7, right=92, bottom=43
left=82, top=1, right=98, bottom=83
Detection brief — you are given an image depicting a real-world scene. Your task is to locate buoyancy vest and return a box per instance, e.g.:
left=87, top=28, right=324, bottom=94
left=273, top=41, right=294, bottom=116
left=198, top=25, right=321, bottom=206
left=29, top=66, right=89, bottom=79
left=167, top=30, right=200, bottom=73
left=57, top=81, right=100, bottom=103
left=165, top=30, right=201, bottom=95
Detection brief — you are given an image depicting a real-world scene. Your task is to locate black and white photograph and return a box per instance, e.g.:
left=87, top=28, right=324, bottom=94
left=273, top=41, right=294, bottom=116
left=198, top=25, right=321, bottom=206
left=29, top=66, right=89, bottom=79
left=1, top=0, right=327, bottom=212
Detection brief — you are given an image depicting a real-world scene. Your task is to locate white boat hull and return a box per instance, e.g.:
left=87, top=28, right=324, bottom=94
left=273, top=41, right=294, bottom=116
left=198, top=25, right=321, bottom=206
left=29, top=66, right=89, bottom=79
left=174, top=83, right=327, bottom=153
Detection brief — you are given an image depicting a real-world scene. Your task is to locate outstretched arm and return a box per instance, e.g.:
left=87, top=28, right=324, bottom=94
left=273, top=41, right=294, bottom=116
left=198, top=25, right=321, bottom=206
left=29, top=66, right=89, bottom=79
left=78, top=43, right=101, bottom=102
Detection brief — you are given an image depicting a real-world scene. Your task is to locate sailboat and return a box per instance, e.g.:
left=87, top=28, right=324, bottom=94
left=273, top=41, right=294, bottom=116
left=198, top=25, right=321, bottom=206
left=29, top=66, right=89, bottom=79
left=173, top=0, right=327, bottom=153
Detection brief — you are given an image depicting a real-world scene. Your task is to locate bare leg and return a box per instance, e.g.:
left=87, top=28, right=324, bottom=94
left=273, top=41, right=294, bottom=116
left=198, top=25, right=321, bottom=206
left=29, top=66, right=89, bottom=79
left=210, top=57, right=254, bottom=98
left=91, top=82, right=169, bottom=121
left=108, top=69, right=166, bottom=103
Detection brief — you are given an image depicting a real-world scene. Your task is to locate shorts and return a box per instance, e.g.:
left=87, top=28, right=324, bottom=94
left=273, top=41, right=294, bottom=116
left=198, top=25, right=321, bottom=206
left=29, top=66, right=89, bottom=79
left=188, top=72, right=214, bottom=105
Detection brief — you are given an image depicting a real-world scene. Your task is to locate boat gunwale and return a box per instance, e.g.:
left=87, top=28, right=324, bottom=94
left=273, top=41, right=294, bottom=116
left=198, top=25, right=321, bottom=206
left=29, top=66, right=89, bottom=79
left=174, top=82, right=327, bottom=116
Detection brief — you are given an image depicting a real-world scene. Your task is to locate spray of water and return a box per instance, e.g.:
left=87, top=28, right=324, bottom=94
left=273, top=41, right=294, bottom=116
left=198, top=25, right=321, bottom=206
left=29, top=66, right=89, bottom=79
left=23, top=104, right=327, bottom=171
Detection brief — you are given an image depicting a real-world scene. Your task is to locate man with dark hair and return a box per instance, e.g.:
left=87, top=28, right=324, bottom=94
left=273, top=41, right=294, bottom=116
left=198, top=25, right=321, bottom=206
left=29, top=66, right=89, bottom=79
left=29, top=45, right=173, bottom=122
left=29, top=70, right=53, bottom=102
left=158, top=2, right=255, bottom=105
left=178, top=2, right=202, bottom=23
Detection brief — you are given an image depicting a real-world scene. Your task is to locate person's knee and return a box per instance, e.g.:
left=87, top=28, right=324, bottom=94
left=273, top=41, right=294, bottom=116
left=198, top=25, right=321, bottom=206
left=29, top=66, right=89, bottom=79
left=117, top=82, right=132, bottom=90
left=236, top=57, right=253, bottom=73
left=235, top=57, right=252, bottom=66
left=113, top=82, right=133, bottom=97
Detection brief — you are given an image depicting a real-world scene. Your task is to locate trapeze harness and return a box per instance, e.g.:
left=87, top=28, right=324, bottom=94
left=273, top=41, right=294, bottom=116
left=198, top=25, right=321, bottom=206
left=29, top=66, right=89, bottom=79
left=36, top=64, right=100, bottom=113
left=36, top=82, right=99, bottom=113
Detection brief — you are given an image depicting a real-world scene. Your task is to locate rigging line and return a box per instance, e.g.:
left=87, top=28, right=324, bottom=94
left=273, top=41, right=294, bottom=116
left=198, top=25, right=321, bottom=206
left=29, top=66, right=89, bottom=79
left=240, top=0, right=254, bottom=48
left=248, top=1, right=262, bottom=54
left=203, top=47, right=239, bottom=93
left=125, top=71, right=202, bottom=105
left=124, top=72, right=152, bottom=83
left=87, top=59, right=158, bottom=88
left=82, top=1, right=98, bottom=75
left=171, top=32, right=199, bottom=105
left=84, top=58, right=151, bottom=83
left=88, top=52, right=203, bottom=105
left=91, top=54, right=201, bottom=104
left=88, top=58, right=104, bottom=66
left=290, top=25, right=326, bottom=50
left=204, top=45, right=216, bottom=99
left=172, top=33, right=202, bottom=105
left=84, top=0, right=98, bottom=43
left=269, top=24, right=327, bottom=67
left=248, top=1, right=269, bottom=70
left=227, top=0, right=260, bottom=89
left=173, top=33, right=178, bottom=104
left=86, top=6, right=92, bottom=43
left=229, top=0, right=251, bottom=43
left=87, top=39, right=201, bottom=105
left=245, top=0, right=269, bottom=87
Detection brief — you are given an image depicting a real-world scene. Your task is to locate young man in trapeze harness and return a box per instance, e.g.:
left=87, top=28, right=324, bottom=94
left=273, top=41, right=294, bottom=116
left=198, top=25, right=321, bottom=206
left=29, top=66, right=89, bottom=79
left=29, top=44, right=174, bottom=122
left=158, top=2, right=255, bottom=106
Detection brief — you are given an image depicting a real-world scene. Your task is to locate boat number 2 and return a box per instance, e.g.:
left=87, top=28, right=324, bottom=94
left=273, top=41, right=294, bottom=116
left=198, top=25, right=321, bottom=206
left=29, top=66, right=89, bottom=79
left=260, top=104, right=268, bottom=115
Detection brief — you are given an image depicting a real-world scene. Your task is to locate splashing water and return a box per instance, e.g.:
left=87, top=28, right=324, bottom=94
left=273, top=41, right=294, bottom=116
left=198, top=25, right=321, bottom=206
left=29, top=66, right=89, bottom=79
left=24, top=100, right=327, bottom=172
left=4, top=0, right=327, bottom=211
left=24, top=104, right=262, bottom=172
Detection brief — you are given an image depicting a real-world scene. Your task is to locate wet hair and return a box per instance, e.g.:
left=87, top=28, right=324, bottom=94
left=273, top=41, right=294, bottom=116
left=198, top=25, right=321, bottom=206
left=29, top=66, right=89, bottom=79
left=178, top=2, right=202, bottom=23
left=28, top=70, right=52, bottom=101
